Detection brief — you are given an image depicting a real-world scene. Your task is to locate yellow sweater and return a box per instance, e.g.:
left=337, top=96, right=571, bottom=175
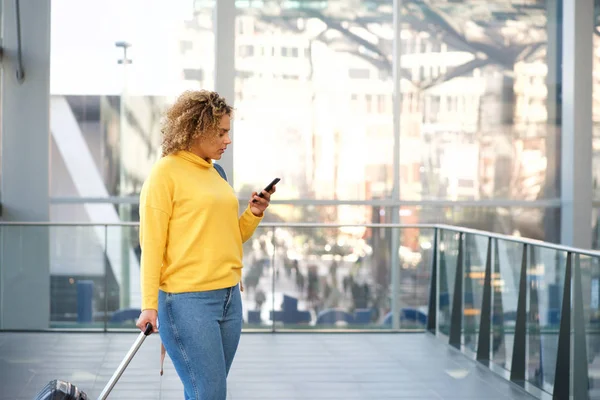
left=139, top=150, right=263, bottom=310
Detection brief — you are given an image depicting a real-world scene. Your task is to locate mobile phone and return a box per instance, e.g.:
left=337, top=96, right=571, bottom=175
left=253, top=178, right=280, bottom=202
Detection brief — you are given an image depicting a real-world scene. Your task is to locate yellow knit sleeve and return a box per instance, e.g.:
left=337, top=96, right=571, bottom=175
left=139, top=167, right=173, bottom=311
left=239, top=205, right=263, bottom=243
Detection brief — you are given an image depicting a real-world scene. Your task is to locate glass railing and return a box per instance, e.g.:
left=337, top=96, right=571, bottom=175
left=0, top=222, right=436, bottom=332
left=246, top=225, right=436, bottom=331
left=0, top=222, right=596, bottom=398
left=429, top=225, right=597, bottom=399
left=0, top=222, right=435, bottom=332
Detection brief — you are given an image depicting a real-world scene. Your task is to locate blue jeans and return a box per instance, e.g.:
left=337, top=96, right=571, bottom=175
left=158, top=285, right=242, bottom=400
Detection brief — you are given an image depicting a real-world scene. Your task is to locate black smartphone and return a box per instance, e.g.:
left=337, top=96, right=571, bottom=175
left=253, top=178, right=280, bottom=202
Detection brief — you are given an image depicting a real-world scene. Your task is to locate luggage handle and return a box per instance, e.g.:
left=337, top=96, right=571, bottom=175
left=97, top=323, right=153, bottom=400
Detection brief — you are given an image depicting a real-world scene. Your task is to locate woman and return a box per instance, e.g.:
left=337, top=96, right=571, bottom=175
left=136, top=90, right=275, bottom=400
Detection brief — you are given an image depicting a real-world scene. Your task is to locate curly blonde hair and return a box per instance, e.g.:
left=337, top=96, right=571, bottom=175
left=161, top=90, right=233, bottom=157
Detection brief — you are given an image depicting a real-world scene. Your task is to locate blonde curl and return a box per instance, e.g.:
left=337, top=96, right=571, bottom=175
left=161, top=90, right=233, bottom=157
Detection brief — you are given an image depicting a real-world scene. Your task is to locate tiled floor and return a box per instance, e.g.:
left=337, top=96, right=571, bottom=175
left=0, top=332, right=537, bottom=400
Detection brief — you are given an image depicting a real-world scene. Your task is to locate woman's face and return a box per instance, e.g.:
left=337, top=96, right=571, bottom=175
left=192, top=114, right=232, bottom=162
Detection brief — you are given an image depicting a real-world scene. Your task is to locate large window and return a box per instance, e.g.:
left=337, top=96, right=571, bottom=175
left=230, top=1, right=561, bottom=240
left=400, top=2, right=559, bottom=205
left=48, top=0, right=562, bottom=239
left=233, top=4, right=394, bottom=203
left=49, top=0, right=215, bottom=212
left=28, top=0, right=599, bottom=333
left=592, top=0, right=600, bottom=247
left=400, top=1, right=560, bottom=241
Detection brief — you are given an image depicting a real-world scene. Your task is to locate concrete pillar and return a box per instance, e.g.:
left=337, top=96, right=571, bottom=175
left=561, top=0, right=593, bottom=248
left=214, top=0, right=236, bottom=185
left=0, top=0, right=51, bottom=329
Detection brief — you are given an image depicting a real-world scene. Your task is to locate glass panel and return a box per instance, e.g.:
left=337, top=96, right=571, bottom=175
left=233, top=2, right=393, bottom=200
left=105, top=224, right=140, bottom=330
left=399, top=227, right=435, bottom=330
left=437, top=229, right=460, bottom=337
left=490, top=239, right=523, bottom=372
left=1, top=226, right=53, bottom=330
left=0, top=225, right=110, bottom=330
left=50, top=204, right=140, bottom=328
left=527, top=247, right=565, bottom=393
left=49, top=225, right=108, bottom=329
left=268, top=226, right=434, bottom=330
left=402, top=1, right=560, bottom=202
left=579, top=254, right=600, bottom=399
left=461, top=234, right=488, bottom=352
left=241, top=226, right=275, bottom=330
left=50, top=1, right=215, bottom=198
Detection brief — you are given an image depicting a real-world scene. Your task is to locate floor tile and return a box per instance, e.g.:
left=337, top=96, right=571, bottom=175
left=0, top=332, right=538, bottom=399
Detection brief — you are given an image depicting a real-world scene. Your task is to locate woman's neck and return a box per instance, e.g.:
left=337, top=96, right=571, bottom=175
left=188, top=144, right=210, bottom=162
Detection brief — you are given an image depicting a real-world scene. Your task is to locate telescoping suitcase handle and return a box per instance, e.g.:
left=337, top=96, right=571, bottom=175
left=97, top=323, right=154, bottom=400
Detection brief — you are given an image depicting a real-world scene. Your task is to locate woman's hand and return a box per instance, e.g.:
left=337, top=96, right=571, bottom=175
left=136, top=309, right=159, bottom=333
left=249, top=186, right=276, bottom=217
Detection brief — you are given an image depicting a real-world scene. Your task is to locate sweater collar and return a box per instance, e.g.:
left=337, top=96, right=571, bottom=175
left=176, top=150, right=212, bottom=169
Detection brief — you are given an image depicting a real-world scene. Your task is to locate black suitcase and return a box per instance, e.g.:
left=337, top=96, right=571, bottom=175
left=33, top=379, right=88, bottom=400
left=33, top=323, right=154, bottom=400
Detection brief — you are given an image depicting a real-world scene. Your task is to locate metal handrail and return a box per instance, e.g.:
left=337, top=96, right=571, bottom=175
left=0, top=221, right=598, bottom=256
left=49, top=195, right=562, bottom=208
left=436, top=224, right=600, bottom=258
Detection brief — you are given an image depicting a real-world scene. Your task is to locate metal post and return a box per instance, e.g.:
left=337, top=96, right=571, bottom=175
left=427, top=228, right=438, bottom=333
left=439, top=230, right=450, bottom=335
left=270, top=227, right=276, bottom=333
left=491, top=239, right=506, bottom=367
left=104, top=225, right=109, bottom=332
left=553, top=252, right=572, bottom=399
left=214, top=0, right=236, bottom=185
left=390, top=226, right=400, bottom=329
left=476, top=237, right=493, bottom=363
left=463, top=236, right=475, bottom=345
left=389, top=0, right=403, bottom=330
left=528, top=246, right=543, bottom=387
left=391, top=0, right=402, bottom=197
left=572, top=254, right=590, bottom=399
left=541, top=0, right=561, bottom=244
left=561, top=0, right=593, bottom=248
left=116, top=41, right=132, bottom=310
left=449, top=233, right=464, bottom=348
